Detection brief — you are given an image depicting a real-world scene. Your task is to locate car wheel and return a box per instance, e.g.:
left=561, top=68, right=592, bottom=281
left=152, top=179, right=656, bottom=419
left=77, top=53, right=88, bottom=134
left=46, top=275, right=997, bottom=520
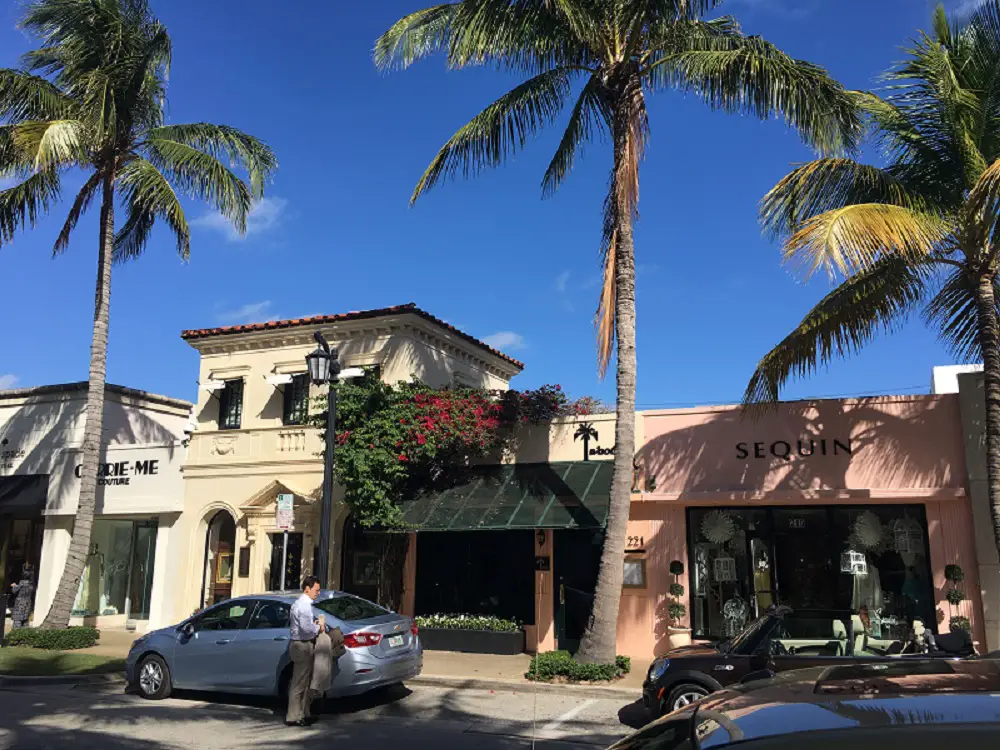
left=666, top=683, right=709, bottom=713
left=136, top=654, right=172, bottom=700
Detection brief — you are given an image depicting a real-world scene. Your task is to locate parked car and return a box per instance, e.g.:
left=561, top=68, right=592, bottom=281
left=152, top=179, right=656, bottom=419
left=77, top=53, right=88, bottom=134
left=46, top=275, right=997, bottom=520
left=125, top=590, right=422, bottom=700
left=617, top=659, right=1000, bottom=750
left=644, top=606, right=975, bottom=717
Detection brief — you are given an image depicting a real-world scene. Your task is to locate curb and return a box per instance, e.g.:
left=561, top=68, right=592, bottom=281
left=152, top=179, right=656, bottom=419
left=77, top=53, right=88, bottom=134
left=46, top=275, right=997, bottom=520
left=0, top=672, right=126, bottom=689
left=410, top=673, right=639, bottom=701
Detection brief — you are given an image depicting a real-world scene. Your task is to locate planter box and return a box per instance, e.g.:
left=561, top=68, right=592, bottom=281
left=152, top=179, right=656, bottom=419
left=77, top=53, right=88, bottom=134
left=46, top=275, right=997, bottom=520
left=420, top=627, right=525, bottom=655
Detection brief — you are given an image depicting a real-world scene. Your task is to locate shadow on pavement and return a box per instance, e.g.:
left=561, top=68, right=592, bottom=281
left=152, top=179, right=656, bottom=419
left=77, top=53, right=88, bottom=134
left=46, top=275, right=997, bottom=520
left=0, top=681, right=630, bottom=749
left=617, top=700, right=650, bottom=730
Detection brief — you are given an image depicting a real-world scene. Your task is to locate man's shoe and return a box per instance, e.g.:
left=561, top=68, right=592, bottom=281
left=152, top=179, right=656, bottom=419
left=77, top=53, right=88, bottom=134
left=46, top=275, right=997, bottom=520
left=285, top=720, right=309, bottom=727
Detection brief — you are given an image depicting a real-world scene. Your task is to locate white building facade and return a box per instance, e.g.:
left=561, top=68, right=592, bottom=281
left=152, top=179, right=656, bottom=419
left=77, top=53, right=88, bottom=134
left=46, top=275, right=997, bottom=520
left=0, top=382, right=193, bottom=632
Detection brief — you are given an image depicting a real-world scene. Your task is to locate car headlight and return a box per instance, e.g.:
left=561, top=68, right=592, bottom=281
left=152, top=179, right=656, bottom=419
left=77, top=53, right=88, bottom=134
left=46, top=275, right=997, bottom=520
left=648, top=658, right=670, bottom=681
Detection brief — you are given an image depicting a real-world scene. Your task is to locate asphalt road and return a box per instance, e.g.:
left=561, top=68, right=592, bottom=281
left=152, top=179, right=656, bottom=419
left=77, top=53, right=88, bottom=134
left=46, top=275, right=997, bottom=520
left=0, top=680, right=647, bottom=750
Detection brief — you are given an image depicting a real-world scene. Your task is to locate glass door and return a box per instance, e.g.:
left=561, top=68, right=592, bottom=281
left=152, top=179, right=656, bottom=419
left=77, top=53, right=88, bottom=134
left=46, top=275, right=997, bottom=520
left=127, top=521, right=158, bottom=621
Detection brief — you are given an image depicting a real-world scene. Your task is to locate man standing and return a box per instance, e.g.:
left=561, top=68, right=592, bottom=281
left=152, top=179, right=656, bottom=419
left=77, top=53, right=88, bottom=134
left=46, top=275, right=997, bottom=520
left=287, top=576, right=324, bottom=727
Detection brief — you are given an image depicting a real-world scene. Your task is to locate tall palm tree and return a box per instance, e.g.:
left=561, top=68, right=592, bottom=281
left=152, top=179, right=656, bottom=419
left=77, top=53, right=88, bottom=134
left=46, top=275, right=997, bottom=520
left=744, top=2, right=1000, bottom=560
left=0, top=0, right=277, bottom=628
left=376, top=0, right=860, bottom=663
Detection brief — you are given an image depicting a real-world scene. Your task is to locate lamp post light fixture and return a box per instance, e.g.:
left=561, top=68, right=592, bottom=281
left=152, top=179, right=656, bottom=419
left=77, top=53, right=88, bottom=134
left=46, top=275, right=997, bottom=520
left=308, top=332, right=341, bottom=587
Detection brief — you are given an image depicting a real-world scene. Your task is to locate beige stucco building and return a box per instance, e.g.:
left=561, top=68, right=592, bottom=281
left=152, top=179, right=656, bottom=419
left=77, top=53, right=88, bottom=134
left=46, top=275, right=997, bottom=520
left=0, top=383, right=193, bottom=632
left=170, top=304, right=524, bottom=624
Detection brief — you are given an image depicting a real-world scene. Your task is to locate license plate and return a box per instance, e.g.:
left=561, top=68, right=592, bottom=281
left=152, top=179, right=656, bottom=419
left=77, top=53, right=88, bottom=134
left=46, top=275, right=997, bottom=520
left=388, top=635, right=404, bottom=648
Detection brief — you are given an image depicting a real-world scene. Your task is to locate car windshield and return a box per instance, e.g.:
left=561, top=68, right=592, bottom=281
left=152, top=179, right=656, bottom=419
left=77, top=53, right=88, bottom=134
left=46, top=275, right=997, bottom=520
left=315, top=595, right=388, bottom=622
left=726, top=616, right=772, bottom=654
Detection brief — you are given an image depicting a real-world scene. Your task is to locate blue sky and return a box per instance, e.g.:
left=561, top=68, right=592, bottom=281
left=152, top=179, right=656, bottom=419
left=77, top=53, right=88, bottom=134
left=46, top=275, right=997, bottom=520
left=0, top=0, right=983, bottom=406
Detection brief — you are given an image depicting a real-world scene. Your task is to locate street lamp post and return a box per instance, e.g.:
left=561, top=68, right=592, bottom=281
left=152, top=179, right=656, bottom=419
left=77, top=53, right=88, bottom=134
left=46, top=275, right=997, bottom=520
left=306, top=332, right=340, bottom=587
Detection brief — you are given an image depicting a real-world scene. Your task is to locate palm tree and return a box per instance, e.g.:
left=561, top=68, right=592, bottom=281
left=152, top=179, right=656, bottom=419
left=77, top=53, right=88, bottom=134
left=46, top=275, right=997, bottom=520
left=744, top=2, right=1000, bottom=559
left=0, top=0, right=277, bottom=628
left=376, top=0, right=860, bottom=663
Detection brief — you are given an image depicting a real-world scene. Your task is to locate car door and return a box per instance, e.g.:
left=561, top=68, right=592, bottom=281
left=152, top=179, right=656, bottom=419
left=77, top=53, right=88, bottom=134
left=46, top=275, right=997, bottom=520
left=762, top=611, right=856, bottom=676
left=171, top=599, right=255, bottom=691
left=224, top=599, right=292, bottom=693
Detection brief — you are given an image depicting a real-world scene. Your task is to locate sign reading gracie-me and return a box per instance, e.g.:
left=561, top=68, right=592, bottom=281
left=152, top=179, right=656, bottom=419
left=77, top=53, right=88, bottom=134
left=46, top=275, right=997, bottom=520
left=736, top=438, right=853, bottom=462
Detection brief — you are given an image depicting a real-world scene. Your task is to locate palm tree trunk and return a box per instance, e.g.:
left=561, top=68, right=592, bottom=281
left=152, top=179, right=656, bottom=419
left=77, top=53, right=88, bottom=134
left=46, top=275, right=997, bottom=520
left=575, top=84, right=639, bottom=665
left=41, top=170, right=115, bottom=629
left=974, top=274, right=1000, bottom=560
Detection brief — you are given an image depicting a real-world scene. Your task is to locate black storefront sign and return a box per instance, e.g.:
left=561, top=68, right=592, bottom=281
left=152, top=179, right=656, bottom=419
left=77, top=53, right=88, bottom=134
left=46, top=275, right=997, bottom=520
left=735, top=438, right=852, bottom=461
left=73, top=459, right=160, bottom=487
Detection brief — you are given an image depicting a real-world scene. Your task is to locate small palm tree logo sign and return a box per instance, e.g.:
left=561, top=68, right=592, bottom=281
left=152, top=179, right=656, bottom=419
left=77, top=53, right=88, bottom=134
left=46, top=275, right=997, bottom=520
left=574, top=422, right=599, bottom=461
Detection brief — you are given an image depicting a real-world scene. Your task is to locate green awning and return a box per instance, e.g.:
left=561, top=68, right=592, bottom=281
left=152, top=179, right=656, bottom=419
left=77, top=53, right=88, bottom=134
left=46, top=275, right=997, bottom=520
left=398, top=461, right=613, bottom=531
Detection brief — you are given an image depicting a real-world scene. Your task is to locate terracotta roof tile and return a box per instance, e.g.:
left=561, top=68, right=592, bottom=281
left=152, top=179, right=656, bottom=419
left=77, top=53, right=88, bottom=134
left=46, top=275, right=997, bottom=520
left=180, top=303, right=525, bottom=370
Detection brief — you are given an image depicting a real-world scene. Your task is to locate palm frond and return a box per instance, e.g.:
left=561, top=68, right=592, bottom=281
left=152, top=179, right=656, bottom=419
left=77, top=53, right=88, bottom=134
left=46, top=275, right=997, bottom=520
left=11, top=119, right=88, bottom=171
left=648, top=34, right=863, bottom=156
left=783, top=203, right=952, bottom=279
left=743, top=256, right=930, bottom=406
left=967, top=157, right=1000, bottom=249
left=114, top=156, right=190, bottom=260
left=0, top=169, right=61, bottom=246
left=53, top=170, right=100, bottom=254
left=0, top=68, right=75, bottom=123
left=541, top=74, right=609, bottom=196
left=445, top=0, right=594, bottom=73
left=146, top=124, right=277, bottom=198
left=922, top=266, right=984, bottom=362
left=142, top=137, right=251, bottom=234
left=760, top=158, right=930, bottom=239
left=411, top=66, right=575, bottom=203
left=374, top=4, right=458, bottom=71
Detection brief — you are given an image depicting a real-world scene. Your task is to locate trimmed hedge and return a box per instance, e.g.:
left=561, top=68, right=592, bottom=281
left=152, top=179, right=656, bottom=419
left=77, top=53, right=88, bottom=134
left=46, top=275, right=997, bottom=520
left=415, top=614, right=521, bottom=633
left=526, top=650, right=631, bottom=682
left=5, top=627, right=100, bottom=650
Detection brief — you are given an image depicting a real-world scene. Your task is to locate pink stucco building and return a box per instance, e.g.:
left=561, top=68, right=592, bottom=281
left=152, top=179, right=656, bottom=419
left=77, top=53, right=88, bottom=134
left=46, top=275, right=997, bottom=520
left=397, top=392, right=988, bottom=661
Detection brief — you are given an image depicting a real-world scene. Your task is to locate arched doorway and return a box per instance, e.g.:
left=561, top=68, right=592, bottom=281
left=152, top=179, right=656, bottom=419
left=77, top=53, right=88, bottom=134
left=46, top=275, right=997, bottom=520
left=201, top=510, right=236, bottom=608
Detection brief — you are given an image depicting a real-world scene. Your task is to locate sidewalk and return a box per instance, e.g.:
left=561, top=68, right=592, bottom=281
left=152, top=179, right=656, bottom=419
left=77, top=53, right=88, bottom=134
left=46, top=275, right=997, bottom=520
left=3, top=622, right=644, bottom=698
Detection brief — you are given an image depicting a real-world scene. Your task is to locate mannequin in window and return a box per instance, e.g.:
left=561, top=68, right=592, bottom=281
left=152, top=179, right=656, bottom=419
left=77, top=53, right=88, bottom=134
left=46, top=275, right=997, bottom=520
left=73, top=544, right=103, bottom=616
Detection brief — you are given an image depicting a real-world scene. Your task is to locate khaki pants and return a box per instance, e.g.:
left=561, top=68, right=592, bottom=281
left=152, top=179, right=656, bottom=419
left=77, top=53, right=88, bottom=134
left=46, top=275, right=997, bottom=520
left=286, top=640, right=315, bottom=723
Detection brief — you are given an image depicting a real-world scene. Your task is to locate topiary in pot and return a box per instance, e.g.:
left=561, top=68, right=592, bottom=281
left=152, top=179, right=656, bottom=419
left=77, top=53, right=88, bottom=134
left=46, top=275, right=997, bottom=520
left=949, top=615, right=972, bottom=633
left=944, top=564, right=965, bottom=584
left=946, top=588, right=967, bottom=606
left=668, top=602, right=687, bottom=622
left=668, top=583, right=685, bottom=598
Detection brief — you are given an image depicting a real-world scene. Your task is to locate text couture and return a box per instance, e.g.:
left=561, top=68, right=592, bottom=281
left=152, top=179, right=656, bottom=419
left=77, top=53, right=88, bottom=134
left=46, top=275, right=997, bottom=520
left=736, top=438, right=852, bottom=461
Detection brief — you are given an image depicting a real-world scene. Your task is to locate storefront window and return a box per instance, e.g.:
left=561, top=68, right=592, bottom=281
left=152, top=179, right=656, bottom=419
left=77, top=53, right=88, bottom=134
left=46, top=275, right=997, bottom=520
left=72, top=519, right=158, bottom=619
left=687, top=506, right=934, bottom=641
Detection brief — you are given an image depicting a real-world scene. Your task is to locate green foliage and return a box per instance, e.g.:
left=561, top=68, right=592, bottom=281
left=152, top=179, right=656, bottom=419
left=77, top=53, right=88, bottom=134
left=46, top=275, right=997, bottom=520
left=6, top=626, right=100, bottom=650
left=669, top=560, right=685, bottom=576
left=0, top=0, right=277, bottom=259
left=668, top=582, right=685, bottom=598
left=950, top=615, right=972, bottom=633
left=746, top=1, right=1000, bottom=407
left=415, top=614, right=521, bottom=633
left=945, top=564, right=965, bottom=583
left=946, top=588, right=967, bottom=606
left=668, top=602, right=687, bottom=622
left=525, top=650, right=631, bottom=683
left=309, top=375, right=568, bottom=528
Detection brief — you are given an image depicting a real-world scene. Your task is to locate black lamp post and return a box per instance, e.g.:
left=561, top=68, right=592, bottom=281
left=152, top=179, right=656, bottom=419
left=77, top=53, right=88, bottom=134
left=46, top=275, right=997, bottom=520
left=306, top=331, right=340, bottom=587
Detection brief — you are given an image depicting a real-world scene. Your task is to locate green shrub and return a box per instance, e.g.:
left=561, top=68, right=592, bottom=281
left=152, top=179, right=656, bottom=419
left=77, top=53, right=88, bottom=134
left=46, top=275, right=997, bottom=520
left=6, top=627, right=100, bottom=650
left=668, top=583, right=685, bottom=597
left=946, top=588, right=967, bottom=606
left=668, top=602, right=687, bottom=621
left=525, top=650, right=630, bottom=682
left=415, top=614, right=521, bottom=633
left=950, top=616, right=972, bottom=633
left=944, top=564, right=965, bottom=583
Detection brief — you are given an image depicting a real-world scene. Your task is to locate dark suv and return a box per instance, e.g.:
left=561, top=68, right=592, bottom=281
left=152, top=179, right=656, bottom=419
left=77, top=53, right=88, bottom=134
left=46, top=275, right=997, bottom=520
left=643, top=606, right=974, bottom=717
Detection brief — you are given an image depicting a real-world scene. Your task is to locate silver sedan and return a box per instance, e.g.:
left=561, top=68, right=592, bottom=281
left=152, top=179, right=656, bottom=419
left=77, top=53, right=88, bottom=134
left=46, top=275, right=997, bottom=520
left=125, top=590, right=423, bottom=701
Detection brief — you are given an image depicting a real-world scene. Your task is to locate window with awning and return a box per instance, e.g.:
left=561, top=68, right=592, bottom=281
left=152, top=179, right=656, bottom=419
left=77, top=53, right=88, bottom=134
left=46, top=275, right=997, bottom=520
left=398, top=461, right=613, bottom=531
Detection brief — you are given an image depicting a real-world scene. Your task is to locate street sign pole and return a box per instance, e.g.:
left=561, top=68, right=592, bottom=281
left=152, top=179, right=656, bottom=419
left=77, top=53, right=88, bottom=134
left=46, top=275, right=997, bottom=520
left=280, top=530, right=288, bottom=591
left=276, top=493, right=294, bottom=590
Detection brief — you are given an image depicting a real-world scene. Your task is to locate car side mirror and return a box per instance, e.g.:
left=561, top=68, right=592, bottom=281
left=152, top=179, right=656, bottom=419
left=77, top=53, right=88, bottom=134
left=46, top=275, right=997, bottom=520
left=180, top=622, right=195, bottom=638
left=740, top=669, right=776, bottom=685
